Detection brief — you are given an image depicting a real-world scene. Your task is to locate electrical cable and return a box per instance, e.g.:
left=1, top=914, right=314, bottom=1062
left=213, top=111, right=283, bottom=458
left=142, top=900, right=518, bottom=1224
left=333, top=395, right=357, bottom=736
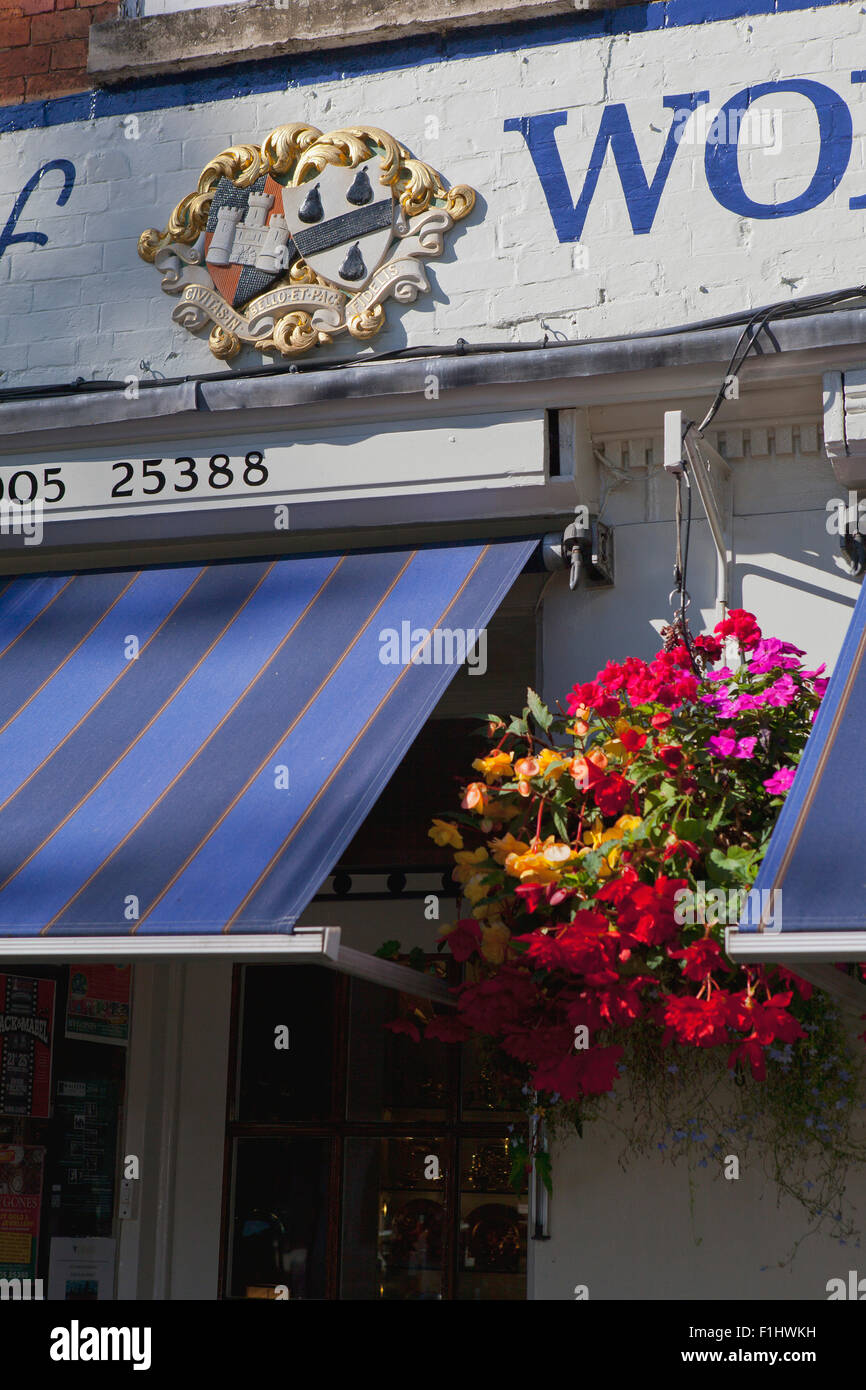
left=2, top=283, right=866, bottom=404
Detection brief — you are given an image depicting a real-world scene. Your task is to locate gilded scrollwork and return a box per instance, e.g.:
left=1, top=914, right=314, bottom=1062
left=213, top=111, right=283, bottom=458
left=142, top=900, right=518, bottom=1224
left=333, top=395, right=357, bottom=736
left=140, top=122, right=476, bottom=360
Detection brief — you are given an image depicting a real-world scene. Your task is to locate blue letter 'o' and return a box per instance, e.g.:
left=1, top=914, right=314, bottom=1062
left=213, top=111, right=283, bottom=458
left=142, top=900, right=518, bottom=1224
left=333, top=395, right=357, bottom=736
left=705, top=80, right=852, bottom=218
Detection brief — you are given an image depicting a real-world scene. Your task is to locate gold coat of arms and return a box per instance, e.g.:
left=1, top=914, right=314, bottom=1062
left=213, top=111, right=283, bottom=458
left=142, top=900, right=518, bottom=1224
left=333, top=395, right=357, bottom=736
left=139, top=124, right=475, bottom=360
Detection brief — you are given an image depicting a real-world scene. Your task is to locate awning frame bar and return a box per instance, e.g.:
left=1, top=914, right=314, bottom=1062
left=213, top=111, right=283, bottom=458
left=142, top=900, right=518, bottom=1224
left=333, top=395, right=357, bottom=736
left=0, top=925, right=455, bottom=1003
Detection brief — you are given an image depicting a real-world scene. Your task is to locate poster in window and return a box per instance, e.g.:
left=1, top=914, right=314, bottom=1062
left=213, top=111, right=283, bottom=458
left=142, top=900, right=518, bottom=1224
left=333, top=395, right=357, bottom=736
left=0, top=974, right=55, bottom=1118
left=0, top=1144, right=44, bottom=1280
left=65, top=965, right=130, bottom=1046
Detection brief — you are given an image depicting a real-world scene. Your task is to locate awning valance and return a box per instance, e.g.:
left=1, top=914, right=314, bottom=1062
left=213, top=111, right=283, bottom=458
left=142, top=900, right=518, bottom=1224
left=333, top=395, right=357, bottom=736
left=726, top=575, right=866, bottom=964
left=0, top=540, right=534, bottom=958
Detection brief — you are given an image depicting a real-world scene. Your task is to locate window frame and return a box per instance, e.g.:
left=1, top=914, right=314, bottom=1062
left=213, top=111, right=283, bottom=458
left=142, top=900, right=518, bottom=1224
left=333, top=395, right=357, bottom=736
left=219, top=962, right=527, bottom=1301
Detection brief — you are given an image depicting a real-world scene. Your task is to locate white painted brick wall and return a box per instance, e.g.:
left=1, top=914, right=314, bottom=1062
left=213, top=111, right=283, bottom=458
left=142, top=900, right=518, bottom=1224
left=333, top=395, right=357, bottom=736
left=3, top=2, right=866, bottom=389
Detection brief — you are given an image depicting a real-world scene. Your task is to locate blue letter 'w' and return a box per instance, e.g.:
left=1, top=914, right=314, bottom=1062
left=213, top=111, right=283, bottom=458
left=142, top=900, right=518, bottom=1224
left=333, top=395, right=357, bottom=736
left=504, top=94, right=709, bottom=241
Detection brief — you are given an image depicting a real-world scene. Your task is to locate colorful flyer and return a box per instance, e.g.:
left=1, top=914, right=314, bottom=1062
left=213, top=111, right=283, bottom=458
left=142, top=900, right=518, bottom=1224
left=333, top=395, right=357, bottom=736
left=0, top=1145, right=45, bottom=1280
left=47, top=1237, right=116, bottom=1301
left=65, top=965, right=131, bottom=1046
left=0, top=974, right=55, bottom=1118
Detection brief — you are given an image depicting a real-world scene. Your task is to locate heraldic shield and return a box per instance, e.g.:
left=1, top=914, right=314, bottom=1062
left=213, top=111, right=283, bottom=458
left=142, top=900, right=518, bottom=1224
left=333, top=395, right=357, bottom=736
left=281, top=164, right=396, bottom=293
left=139, top=124, right=476, bottom=360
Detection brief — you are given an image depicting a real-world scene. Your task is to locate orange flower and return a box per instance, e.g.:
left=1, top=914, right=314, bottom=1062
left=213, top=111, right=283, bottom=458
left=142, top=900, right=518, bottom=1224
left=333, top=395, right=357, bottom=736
left=514, top=756, right=540, bottom=778
left=462, top=781, right=488, bottom=812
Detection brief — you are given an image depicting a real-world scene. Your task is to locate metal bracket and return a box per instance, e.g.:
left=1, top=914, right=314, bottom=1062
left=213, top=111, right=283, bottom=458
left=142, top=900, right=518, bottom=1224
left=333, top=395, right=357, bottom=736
left=547, top=515, right=614, bottom=591
left=663, top=410, right=733, bottom=619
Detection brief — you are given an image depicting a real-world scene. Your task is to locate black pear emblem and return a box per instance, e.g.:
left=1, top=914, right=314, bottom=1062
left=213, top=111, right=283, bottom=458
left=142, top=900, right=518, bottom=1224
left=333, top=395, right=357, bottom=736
left=298, top=182, right=323, bottom=223
left=339, top=242, right=367, bottom=281
left=346, top=166, right=374, bottom=206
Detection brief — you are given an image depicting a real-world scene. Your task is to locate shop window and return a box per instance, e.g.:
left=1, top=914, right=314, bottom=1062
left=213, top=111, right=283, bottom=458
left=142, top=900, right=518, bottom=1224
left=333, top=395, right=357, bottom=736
left=0, top=965, right=128, bottom=1297
left=222, top=963, right=527, bottom=1301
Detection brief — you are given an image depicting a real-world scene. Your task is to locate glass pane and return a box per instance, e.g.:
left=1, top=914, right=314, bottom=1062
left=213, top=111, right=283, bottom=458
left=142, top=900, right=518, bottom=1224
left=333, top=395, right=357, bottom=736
left=461, top=1036, right=525, bottom=1119
left=235, top=965, right=335, bottom=1122
left=341, top=1137, right=445, bottom=1300
left=227, top=1138, right=330, bottom=1299
left=346, top=972, right=451, bottom=1121
left=457, top=1137, right=527, bottom=1301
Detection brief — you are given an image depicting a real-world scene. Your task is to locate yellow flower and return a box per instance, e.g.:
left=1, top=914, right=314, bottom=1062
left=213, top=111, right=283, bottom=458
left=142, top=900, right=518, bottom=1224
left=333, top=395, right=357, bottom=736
left=428, top=819, right=464, bottom=850
left=452, top=846, right=489, bottom=884
left=484, top=798, right=521, bottom=822
left=481, top=919, right=511, bottom=964
left=472, top=750, right=514, bottom=784
left=488, top=832, right=531, bottom=865
left=504, top=837, right=574, bottom=884
left=464, top=874, right=492, bottom=906
left=578, top=816, right=641, bottom=878
left=537, top=748, right=568, bottom=781
left=541, top=838, right=575, bottom=865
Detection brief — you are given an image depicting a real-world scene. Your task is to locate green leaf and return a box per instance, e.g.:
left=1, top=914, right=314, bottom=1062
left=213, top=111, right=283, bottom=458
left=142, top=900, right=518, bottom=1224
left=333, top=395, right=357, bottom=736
left=534, top=1150, right=553, bottom=1196
left=526, top=687, right=553, bottom=732
left=552, top=804, right=570, bottom=841
left=406, top=947, right=427, bottom=972
left=507, top=716, right=529, bottom=735
left=374, top=940, right=401, bottom=960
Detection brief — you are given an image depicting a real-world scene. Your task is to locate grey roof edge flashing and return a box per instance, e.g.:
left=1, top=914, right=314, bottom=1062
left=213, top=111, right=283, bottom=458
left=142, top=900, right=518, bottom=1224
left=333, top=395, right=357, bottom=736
left=3, top=306, right=866, bottom=439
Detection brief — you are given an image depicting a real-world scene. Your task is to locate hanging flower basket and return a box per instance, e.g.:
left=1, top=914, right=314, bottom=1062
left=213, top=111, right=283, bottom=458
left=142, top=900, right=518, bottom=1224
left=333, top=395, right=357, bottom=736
left=388, top=610, right=866, bottom=1244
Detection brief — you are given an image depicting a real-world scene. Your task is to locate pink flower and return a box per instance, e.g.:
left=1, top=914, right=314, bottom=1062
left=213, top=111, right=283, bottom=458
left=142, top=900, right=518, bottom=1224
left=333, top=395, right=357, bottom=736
left=732, top=736, right=757, bottom=760
left=763, top=766, right=796, bottom=795
left=707, top=727, right=738, bottom=756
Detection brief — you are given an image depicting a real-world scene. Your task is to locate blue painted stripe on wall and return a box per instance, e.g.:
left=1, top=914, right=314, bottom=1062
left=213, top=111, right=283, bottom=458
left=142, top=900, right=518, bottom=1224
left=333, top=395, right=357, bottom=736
left=0, top=0, right=856, bottom=134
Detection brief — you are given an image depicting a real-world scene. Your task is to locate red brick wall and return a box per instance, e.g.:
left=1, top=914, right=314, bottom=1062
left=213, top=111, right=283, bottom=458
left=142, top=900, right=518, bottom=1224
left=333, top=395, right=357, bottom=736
left=0, top=0, right=118, bottom=105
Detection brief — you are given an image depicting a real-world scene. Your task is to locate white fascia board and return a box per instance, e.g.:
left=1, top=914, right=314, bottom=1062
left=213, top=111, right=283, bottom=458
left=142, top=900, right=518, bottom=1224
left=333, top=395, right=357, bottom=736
left=726, top=927, right=866, bottom=962
left=0, top=926, right=341, bottom=963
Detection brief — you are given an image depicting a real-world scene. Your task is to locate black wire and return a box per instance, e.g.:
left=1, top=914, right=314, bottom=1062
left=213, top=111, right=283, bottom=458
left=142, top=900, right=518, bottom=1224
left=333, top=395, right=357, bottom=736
left=2, top=284, right=866, bottom=405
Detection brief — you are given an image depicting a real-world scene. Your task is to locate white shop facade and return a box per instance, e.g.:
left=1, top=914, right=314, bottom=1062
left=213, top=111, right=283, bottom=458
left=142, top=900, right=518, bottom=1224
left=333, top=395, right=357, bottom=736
left=2, top=0, right=866, bottom=1300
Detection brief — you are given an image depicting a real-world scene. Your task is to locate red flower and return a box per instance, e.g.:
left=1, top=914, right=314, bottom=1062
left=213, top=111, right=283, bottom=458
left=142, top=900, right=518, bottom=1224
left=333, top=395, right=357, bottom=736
left=441, top=917, right=482, bottom=961
left=662, top=994, right=730, bottom=1047
left=620, top=727, right=647, bottom=752
left=593, top=773, right=633, bottom=817
left=456, top=966, right=538, bottom=1034
left=774, top=967, right=813, bottom=1001
left=694, top=633, right=723, bottom=661
left=424, top=1016, right=473, bottom=1043
left=728, top=1036, right=766, bottom=1080
left=714, top=608, right=761, bottom=651
left=515, top=912, right=615, bottom=976
left=651, top=710, right=673, bottom=730
left=724, top=990, right=804, bottom=1044
left=532, top=1044, right=624, bottom=1101
left=656, top=744, right=684, bottom=771
left=661, top=837, right=701, bottom=863
left=669, top=937, right=726, bottom=981
left=516, top=882, right=576, bottom=913
left=385, top=1018, right=421, bottom=1042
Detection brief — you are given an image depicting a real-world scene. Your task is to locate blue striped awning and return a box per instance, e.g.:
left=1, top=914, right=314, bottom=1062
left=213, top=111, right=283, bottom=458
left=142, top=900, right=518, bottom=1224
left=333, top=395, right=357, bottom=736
left=727, top=575, right=866, bottom=963
left=0, top=541, right=534, bottom=946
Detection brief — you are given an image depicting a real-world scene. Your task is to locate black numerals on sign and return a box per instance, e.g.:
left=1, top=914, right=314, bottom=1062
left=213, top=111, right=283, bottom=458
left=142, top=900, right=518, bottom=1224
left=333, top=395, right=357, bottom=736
left=109, top=453, right=268, bottom=500
left=0, top=467, right=66, bottom=503
left=208, top=455, right=233, bottom=489
left=111, top=461, right=134, bottom=498
left=174, top=457, right=198, bottom=492
left=243, top=451, right=267, bottom=485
